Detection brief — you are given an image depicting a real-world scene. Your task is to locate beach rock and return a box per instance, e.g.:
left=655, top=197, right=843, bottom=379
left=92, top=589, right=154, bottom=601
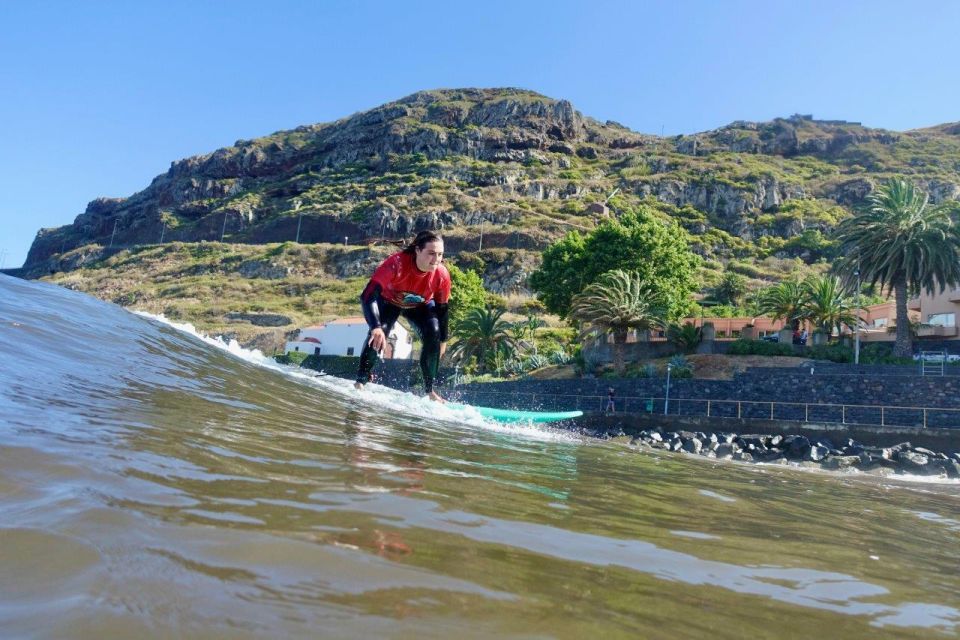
left=945, top=460, right=960, bottom=478
left=896, top=450, right=945, bottom=476
left=784, top=435, right=811, bottom=459
left=682, top=437, right=703, bottom=454
left=843, top=443, right=866, bottom=456
left=715, top=443, right=737, bottom=459
left=823, top=455, right=860, bottom=470
left=756, top=450, right=784, bottom=463
left=807, top=445, right=829, bottom=462
left=769, top=435, right=784, bottom=447
left=739, top=435, right=767, bottom=449
left=816, top=437, right=837, bottom=451
left=735, top=452, right=754, bottom=462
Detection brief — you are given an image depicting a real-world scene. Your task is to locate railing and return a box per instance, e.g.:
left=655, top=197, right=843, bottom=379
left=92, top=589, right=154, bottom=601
left=453, top=390, right=960, bottom=430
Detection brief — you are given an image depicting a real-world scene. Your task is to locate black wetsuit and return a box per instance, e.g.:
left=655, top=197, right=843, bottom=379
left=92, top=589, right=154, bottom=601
left=356, top=282, right=449, bottom=393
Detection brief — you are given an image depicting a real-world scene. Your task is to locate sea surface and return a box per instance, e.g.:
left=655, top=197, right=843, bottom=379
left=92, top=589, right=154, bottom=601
left=1, top=273, right=959, bottom=639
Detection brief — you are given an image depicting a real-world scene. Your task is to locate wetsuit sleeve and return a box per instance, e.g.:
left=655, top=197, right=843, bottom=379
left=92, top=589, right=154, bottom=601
left=435, top=303, right=449, bottom=342
left=435, top=268, right=451, bottom=341
left=360, top=281, right=384, bottom=331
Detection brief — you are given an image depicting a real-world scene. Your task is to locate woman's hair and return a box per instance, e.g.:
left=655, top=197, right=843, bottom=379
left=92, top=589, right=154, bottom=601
left=403, top=229, right=443, bottom=254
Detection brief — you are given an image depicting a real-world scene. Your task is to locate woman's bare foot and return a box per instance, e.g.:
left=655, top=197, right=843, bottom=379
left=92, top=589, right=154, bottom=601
left=427, top=390, right=445, bottom=403
left=354, top=382, right=364, bottom=390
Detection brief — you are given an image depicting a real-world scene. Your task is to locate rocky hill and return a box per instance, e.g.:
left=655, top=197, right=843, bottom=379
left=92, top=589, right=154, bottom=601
left=25, top=89, right=960, bottom=273
left=17, top=88, right=960, bottom=347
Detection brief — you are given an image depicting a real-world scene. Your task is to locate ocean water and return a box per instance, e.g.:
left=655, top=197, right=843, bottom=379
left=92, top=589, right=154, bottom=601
left=1, top=273, right=959, bottom=639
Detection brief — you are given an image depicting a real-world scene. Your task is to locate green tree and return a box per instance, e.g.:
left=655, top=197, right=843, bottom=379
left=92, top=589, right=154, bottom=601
left=834, top=178, right=960, bottom=357
left=529, top=207, right=700, bottom=320
left=799, top=275, right=858, bottom=338
left=449, top=307, right=518, bottom=375
left=568, top=270, right=669, bottom=374
left=447, top=263, right=487, bottom=331
left=710, top=272, right=748, bottom=306
left=756, top=280, right=806, bottom=331
left=667, top=322, right=702, bottom=353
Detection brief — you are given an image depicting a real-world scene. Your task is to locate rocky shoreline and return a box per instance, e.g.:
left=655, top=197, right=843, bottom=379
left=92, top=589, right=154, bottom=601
left=585, top=426, right=960, bottom=479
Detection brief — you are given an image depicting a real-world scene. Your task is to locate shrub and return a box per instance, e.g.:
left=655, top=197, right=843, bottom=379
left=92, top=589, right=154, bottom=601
left=275, top=351, right=309, bottom=365
left=727, top=340, right=795, bottom=356
left=806, top=343, right=853, bottom=363
left=858, top=343, right=913, bottom=365
left=668, top=354, right=693, bottom=378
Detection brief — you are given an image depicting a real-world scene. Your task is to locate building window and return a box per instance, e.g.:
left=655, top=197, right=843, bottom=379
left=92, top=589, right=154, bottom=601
left=294, top=346, right=299, bottom=352
left=872, top=318, right=888, bottom=328
left=314, top=347, right=320, bottom=355
left=927, top=313, right=956, bottom=327
left=347, top=347, right=355, bottom=356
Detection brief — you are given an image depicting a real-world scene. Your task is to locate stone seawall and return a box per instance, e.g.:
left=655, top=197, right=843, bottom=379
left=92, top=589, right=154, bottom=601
left=302, top=355, right=960, bottom=429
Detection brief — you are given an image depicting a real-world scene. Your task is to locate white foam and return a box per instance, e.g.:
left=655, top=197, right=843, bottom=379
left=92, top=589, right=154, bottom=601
left=133, top=310, right=580, bottom=444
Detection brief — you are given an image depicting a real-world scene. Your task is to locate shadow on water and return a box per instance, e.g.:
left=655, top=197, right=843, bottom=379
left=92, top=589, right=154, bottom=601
left=1, top=274, right=959, bottom=638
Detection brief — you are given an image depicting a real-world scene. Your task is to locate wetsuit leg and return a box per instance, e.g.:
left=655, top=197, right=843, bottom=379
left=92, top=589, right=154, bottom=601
left=356, top=302, right=402, bottom=385
left=403, top=305, right=442, bottom=394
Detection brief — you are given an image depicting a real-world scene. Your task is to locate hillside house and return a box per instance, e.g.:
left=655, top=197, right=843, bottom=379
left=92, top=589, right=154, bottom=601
left=285, top=317, right=413, bottom=359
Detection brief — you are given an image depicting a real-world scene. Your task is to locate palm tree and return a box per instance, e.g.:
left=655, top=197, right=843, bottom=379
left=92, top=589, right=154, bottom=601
left=667, top=322, right=701, bottom=353
left=834, top=178, right=960, bottom=357
left=569, top=270, right=669, bottom=374
left=449, top=307, right=519, bottom=375
left=800, top=275, right=858, bottom=339
left=756, top=279, right=806, bottom=331
left=711, top=272, right=748, bottom=307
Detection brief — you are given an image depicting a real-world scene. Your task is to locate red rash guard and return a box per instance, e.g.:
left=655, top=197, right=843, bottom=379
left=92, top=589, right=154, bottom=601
left=366, top=252, right=451, bottom=308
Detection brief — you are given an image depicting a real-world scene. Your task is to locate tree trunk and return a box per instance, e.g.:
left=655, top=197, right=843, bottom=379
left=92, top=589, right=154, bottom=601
left=894, top=279, right=912, bottom=358
left=613, top=329, right=628, bottom=375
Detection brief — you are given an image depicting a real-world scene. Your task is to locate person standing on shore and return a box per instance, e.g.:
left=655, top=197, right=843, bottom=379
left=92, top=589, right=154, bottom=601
left=354, top=230, right=451, bottom=401
left=605, top=387, right=616, bottom=414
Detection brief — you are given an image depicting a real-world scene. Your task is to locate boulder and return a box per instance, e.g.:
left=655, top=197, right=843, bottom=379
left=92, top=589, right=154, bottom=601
left=807, top=445, right=829, bottom=462
left=681, top=437, right=703, bottom=454
left=896, top=450, right=943, bottom=475
left=715, top=443, right=737, bottom=459
left=784, top=435, right=811, bottom=459
left=822, top=456, right=861, bottom=470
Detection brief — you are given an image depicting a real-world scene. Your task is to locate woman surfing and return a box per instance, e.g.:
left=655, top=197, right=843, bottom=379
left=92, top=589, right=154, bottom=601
left=354, top=230, right=451, bottom=401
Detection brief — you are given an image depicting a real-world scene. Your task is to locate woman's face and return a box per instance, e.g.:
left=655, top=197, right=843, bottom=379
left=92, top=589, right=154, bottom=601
left=415, top=240, right=444, bottom=272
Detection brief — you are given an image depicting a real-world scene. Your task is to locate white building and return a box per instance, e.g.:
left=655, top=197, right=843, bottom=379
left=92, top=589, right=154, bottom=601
left=285, top=316, right=413, bottom=359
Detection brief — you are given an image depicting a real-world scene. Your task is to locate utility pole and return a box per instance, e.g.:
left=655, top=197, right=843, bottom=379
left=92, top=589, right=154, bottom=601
left=160, top=219, right=166, bottom=244
left=0, top=249, right=8, bottom=270
left=220, top=211, right=228, bottom=242
left=109, top=219, right=119, bottom=248
left=664, top=364, right=673, bottom=415
left=478, top=219, right=484, bottom=251
left=293, top=199, right=303, bottom=243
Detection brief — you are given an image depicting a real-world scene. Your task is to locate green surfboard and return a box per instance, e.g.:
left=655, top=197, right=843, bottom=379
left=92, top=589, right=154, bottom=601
left=447, top=403, right=582, bottom=424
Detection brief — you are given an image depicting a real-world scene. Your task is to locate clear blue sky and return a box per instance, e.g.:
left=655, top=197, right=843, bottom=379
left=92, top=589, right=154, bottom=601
left=2, top=0, right=958, bottom=268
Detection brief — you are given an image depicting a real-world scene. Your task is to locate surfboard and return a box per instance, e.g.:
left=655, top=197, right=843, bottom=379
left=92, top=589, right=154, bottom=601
left=446, top=403, right=582, bottom=424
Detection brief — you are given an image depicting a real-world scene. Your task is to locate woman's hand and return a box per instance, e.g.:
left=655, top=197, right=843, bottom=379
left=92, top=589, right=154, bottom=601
left=368, top=327, right=387, bottom=352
